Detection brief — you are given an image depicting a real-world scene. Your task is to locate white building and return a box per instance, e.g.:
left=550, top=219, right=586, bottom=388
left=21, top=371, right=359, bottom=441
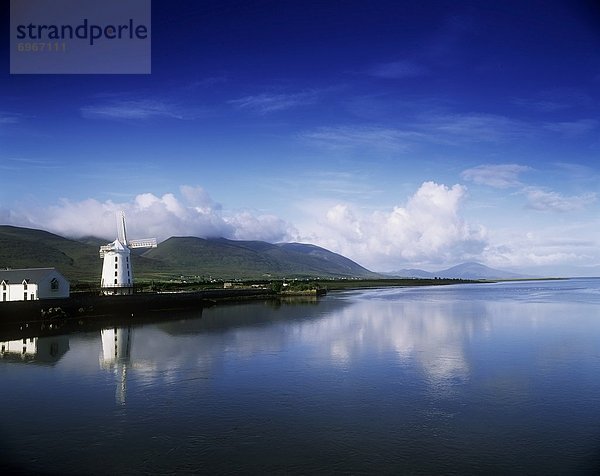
left=0, top=268, right=70, bottom=302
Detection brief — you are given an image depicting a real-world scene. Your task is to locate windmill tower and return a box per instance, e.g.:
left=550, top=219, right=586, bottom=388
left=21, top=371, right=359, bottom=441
left=99, top=211, right=157, bottom=295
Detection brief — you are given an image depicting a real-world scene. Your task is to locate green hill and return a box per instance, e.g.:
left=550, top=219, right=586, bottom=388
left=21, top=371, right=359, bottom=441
left=0, top=226, right=379, bottom=282
left=144, top=236, right=379, bottom=279
left=0, top=225, right=99, bottom=281
left=0, top=225, right=164, bottom=283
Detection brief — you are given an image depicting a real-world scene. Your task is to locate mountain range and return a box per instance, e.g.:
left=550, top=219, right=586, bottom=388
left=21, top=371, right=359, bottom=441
left=0, top=225, right=529, bottom=283
left=0, top=225, right=378, bottom=282
left=386, top=262, right=529, bottom=280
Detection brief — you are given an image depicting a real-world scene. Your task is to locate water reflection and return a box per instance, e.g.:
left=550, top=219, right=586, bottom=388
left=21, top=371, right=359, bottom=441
left=117, top=300, right=344, bottom=388
left=100, top=326, right=133, bottom=405
left=1, top=280, right=600, bottom=474
left=61, top=294, right=489, bottom=400
left=284, top=295, right=495, bottom=396
left=0, top=335, right=69, bottom=364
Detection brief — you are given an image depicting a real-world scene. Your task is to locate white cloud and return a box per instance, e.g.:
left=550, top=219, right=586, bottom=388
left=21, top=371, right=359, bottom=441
left=180, top=185, right=221, bottom=212
left=461, top=164, right=531, bottom=188
left=225, top=212, right=296, bottom=242
left=299, top=181, right=488, bottom=270
left=4, top=180, right=597, bottom=276
left=3, top=181, right=487, bottom=271
left=481, top=221, right=600, bottom=275
left=462, top=163, right=597, bottom=214
left=325, top=204, right=363, bottom=241
left=5, top=186, right=296, bottom=244
left=521, top=186, right=597, bottom=212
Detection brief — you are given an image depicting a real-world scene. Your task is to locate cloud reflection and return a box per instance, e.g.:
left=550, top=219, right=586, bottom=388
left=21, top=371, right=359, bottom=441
left=306, top=297, right=484, bottom=389
left=106, top=295, right=491, bottom=395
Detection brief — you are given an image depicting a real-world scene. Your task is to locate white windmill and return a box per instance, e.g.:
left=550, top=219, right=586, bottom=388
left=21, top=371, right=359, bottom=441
left=99, top=211, right=157, bottom=295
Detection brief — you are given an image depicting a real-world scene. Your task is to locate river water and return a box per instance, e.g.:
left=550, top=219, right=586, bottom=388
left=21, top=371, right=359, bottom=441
left=1, top=279, right=600, bottom=474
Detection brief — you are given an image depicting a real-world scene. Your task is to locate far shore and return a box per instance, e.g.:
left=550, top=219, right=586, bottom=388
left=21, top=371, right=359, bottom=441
left=69, top=275, right=568, bottom=295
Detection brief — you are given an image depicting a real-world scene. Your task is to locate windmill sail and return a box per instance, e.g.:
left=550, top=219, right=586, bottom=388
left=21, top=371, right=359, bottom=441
left=118, top=211, right=128, bottom=245
left=128, top=238, right=157, bottom=249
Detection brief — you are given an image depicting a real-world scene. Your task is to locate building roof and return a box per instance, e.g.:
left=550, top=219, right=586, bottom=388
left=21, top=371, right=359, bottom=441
left=0, top=268, right=66, bottom=284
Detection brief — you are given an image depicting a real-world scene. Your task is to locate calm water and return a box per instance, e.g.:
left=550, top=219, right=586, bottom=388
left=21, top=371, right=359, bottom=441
left=1, top=279, right=600, bottom=474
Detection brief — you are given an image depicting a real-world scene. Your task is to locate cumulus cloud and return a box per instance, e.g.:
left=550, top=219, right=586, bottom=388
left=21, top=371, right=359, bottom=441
left=301, top=181, right=487, bottom=270
left=2, top=181, right=487, bottom=270
left=4, top=179, right=597, bottom=274
left=6, top=186, right=296, bottom=243
left=461, top=163, right=531, bottom=188
left=226, top=212, right=294, bottom=242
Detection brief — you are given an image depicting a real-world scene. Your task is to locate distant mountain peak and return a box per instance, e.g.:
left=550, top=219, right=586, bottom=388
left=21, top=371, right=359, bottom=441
left=385, top=261, right=528, bottom=280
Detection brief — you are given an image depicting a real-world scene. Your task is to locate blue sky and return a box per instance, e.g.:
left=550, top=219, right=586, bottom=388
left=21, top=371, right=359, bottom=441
left=1, top=0, right=600, bottom=275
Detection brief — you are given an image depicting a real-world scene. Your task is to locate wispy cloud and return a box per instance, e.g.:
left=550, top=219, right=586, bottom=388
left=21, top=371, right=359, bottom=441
left=521, top=187, right=597, bottom=212
left=228, top=90, right=318, bottom=115
left=0, top=157, right=64, bottom=171
left=295, top=171, right=382, bottom=201
left=482, top=219, right=600, bottom=274
left=367, top=60, right=427, bottom=79
left=81, top=99, right=197, bottom=120
left=461, top=164, right=531, bottom=189
left=513, top=98, right=571, bottom=112
left=542, top=119, right=598, bottom=137
left=302, top=111, right=533, bottom=152
left=419, top=113, right=533, bottom=143
left=301, top=125, right=424, bottom=151
left=462, top=162, right=598, bottom=214
left=0, top=111, right=22, bottom=124
left=302, top=105, right=597, bottom=158
left=187, top=76, right=228, bottom=88
left=512, top=88, right=594, bottom=112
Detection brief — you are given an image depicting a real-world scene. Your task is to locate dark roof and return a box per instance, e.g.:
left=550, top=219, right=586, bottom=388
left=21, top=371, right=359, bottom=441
left=0, top=268, right=66, bottom=284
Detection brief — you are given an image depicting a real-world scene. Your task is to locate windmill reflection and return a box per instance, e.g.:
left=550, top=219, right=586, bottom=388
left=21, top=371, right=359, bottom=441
left=100, top=326, right=133, bottom=405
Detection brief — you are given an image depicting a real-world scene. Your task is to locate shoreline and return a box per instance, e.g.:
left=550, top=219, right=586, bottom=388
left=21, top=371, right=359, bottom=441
left=0, top=277, right=568, bottom=341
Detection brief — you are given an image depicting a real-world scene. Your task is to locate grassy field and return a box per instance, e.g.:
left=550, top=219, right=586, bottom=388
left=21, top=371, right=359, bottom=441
left=76, top=277, right=479, bottom=294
